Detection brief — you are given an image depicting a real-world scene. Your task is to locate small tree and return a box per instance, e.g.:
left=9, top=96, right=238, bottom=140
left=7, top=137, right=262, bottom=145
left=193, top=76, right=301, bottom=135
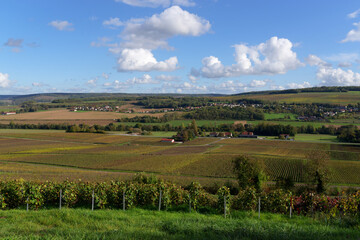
left=233, top=155, right=266, bottom=191
left=304, top=150, right=331, bottom=193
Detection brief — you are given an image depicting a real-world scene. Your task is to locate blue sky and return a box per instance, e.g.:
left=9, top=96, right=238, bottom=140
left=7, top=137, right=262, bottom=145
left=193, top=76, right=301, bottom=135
left=1, top=0, right=360, bottom=94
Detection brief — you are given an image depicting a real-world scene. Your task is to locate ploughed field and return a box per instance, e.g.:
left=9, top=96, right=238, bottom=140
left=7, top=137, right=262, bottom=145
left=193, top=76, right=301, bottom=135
left=0, top=129, right=360, bottom=186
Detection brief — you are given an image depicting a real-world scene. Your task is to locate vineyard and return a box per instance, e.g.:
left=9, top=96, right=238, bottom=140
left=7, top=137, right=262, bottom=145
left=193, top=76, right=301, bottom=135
left=0, top=179, right=359, bottom=224
left=0, top=130, right=360, bottom=185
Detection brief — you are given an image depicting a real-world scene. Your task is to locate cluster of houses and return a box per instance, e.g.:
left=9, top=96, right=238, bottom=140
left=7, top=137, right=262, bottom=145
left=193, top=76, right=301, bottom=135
left=209, top=131, right=258, bottom=138
left=1, top=111, right=16, bottom=115
left=69, top=106, right=120, bottom=112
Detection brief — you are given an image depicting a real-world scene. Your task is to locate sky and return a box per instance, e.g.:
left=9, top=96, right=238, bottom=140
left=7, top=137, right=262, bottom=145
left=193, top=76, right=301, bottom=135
left=1, top=0, right=360, bottom=95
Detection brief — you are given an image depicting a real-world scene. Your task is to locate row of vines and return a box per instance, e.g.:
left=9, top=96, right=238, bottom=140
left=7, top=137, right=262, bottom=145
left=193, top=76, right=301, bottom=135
left=0, top=180, right=359, bottom=218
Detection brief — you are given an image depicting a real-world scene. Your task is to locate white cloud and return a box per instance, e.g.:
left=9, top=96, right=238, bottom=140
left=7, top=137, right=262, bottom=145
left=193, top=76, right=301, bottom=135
left=308, top=54, right=360, bottom=86
left=249, top=79, right=268, bottom=87
left=0, top=73, right=12, bottom=88
left=103, top=17, right=124, bottom=28
left=155, top=74, right=179, bottom=81
left=286, top=81, right=311, bottom=89
left=348, top=9, right=360, bottom=19
left=117, top=48, right=178, bottom=72
left=115, top=0, right=195, bottom=8
left=317, top=67, right=360, bottom=86
left=87, top=78, right=98, bottom=86
left=102, top=73, right=110, bottom=80
left=325, top=53, right=359, bottom=63
left=200, top=37, right=303, bottom=78
left=172, top=0, right=195, bottom=7
left=120, top=6, right=210, bottom=50
left=305, top=54, right=330, bottom=67
left=338, top=62, right=352, bottom=68
left=127, top=74, right=158, bottom=84
left=342, top=22, right=360, bottom=42
left=91, top=37, right=118, bottom=48
left=162, top=81, right=207, bottom=93
left=32, top=82, right=43, bottom=87
left=48, top=20, right=74, bottom=31
left=4, top=38, right=23, bottom=47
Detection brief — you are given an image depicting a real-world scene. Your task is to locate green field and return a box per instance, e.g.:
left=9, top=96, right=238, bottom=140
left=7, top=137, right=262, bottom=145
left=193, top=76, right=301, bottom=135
left=1, top=208, right=359, bottom=240
left=223, top=91, right=360, bottom=104
left=0, top=129, right=360, bottom=186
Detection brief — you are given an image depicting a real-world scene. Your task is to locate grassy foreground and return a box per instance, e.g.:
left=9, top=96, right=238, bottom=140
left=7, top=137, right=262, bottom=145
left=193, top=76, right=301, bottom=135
left=0, top=209, right=359, bottom=240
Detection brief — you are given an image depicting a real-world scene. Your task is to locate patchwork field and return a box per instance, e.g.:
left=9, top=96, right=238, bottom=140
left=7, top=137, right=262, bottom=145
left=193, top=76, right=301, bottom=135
left=0, top=129, right=360, bottom=186
left=221, top=91, right=360, bottom=104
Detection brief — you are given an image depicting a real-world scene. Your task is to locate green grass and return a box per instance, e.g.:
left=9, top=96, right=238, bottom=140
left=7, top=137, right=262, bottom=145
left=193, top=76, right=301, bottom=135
left=0, top=208, right=359, bottom=240
left=225, top=91, right=360, bottom=104
left=264, top=113, right=297, bottom=120
left=295, top=134, right=339, bottom=143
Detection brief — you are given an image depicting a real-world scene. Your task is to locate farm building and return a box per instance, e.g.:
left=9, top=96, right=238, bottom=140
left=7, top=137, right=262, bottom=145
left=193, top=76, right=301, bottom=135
left=161, top=138, right=175, bottom=143
left=209, top=132, right=218, bottom=137
left=2, top=111, right=16, bottom=115
left=239, top=131, right=258, bottom=138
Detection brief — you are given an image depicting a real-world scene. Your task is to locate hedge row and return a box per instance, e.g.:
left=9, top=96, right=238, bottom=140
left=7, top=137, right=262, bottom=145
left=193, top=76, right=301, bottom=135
left=0, top=180, right=359, bottom=218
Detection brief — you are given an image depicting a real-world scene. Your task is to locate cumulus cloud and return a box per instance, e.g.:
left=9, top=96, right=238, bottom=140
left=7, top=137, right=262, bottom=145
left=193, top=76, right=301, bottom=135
left=108, top=6, right=210, bottom=72
left=307, top=54, right=360, bottom=86
left=317, top=67, right=360, bottom=86
left=120, top=6, right=210, bottom=50
left=348, top=9, right=360, bottom=19
left=117, top=48, right=178, bottom=72
left=87, top=78, right=98, bottom=86
left=155, top=74, right=179, bottom=81
left=48, top=20, right=74, bottom=31
left=286, top=81, right=311, bottom=89
left=249, top=79, right=269, bottom=88
left=342, top=22, right=360, bottom=42
left=115, top=0, right=195, bottom=8
left=0, top=73, right=12, bottom=88
left=103, top=17, right=124, bottom=28
left=127, top=74, right=158, bottom=84
left=199, top=37, right=303, bottom=78
left=305, top=54, right=330, bottom=67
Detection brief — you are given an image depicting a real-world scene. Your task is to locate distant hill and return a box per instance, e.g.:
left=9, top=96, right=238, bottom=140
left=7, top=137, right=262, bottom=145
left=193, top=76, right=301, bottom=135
left=228, top=86, right=360, bottom=105
left=0, top=93, right=224, bottom=105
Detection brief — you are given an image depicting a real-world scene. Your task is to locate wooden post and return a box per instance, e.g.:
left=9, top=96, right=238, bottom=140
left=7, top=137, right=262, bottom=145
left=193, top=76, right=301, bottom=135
left=92, top=190, right=94, bottom=211
left=158, top=189, right=162, bottom=211
left=258, top=197, right=261, bottom=219
left=26, top=197, right=29, bottom=211
left=59, top=189, right=62, bottom=210
left=189, top=194, right=191, bottom=213
left=224, top=196, right=226, bottom=218
left=290, top=197, right=292, bottom=218
left=122, top=190, right=125, bottom=211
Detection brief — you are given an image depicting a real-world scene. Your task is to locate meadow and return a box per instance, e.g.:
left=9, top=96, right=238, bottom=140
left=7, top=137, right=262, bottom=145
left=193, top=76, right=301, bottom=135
left=0, top=129, right=360, bottom=186
left=2, top=208, right=359, bottom=240
left=221, top=91, right=360, bottom=104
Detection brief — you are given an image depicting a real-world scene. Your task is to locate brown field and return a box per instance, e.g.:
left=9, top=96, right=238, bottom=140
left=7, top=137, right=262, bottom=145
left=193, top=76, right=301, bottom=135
left=0, top=129, right=359, bottom=186
left=0, top=109, right=169, bottom=125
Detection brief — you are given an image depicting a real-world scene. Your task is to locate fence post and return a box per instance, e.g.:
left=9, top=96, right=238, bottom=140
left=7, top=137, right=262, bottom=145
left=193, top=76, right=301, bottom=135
left=258, top=197, right=261, bottom=219
left=224, top=196, right=226, bottom=218
left=26, top=197, right=29, bottom=211
left=92, top=190, right=95, bottom=211
left=123, top=190, right=125, bottom=211
left=189, top=194, right=191, bottom=213
left=59, top=189, right=62, bottom=210
left=158, top=189, right=162, bottom=211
